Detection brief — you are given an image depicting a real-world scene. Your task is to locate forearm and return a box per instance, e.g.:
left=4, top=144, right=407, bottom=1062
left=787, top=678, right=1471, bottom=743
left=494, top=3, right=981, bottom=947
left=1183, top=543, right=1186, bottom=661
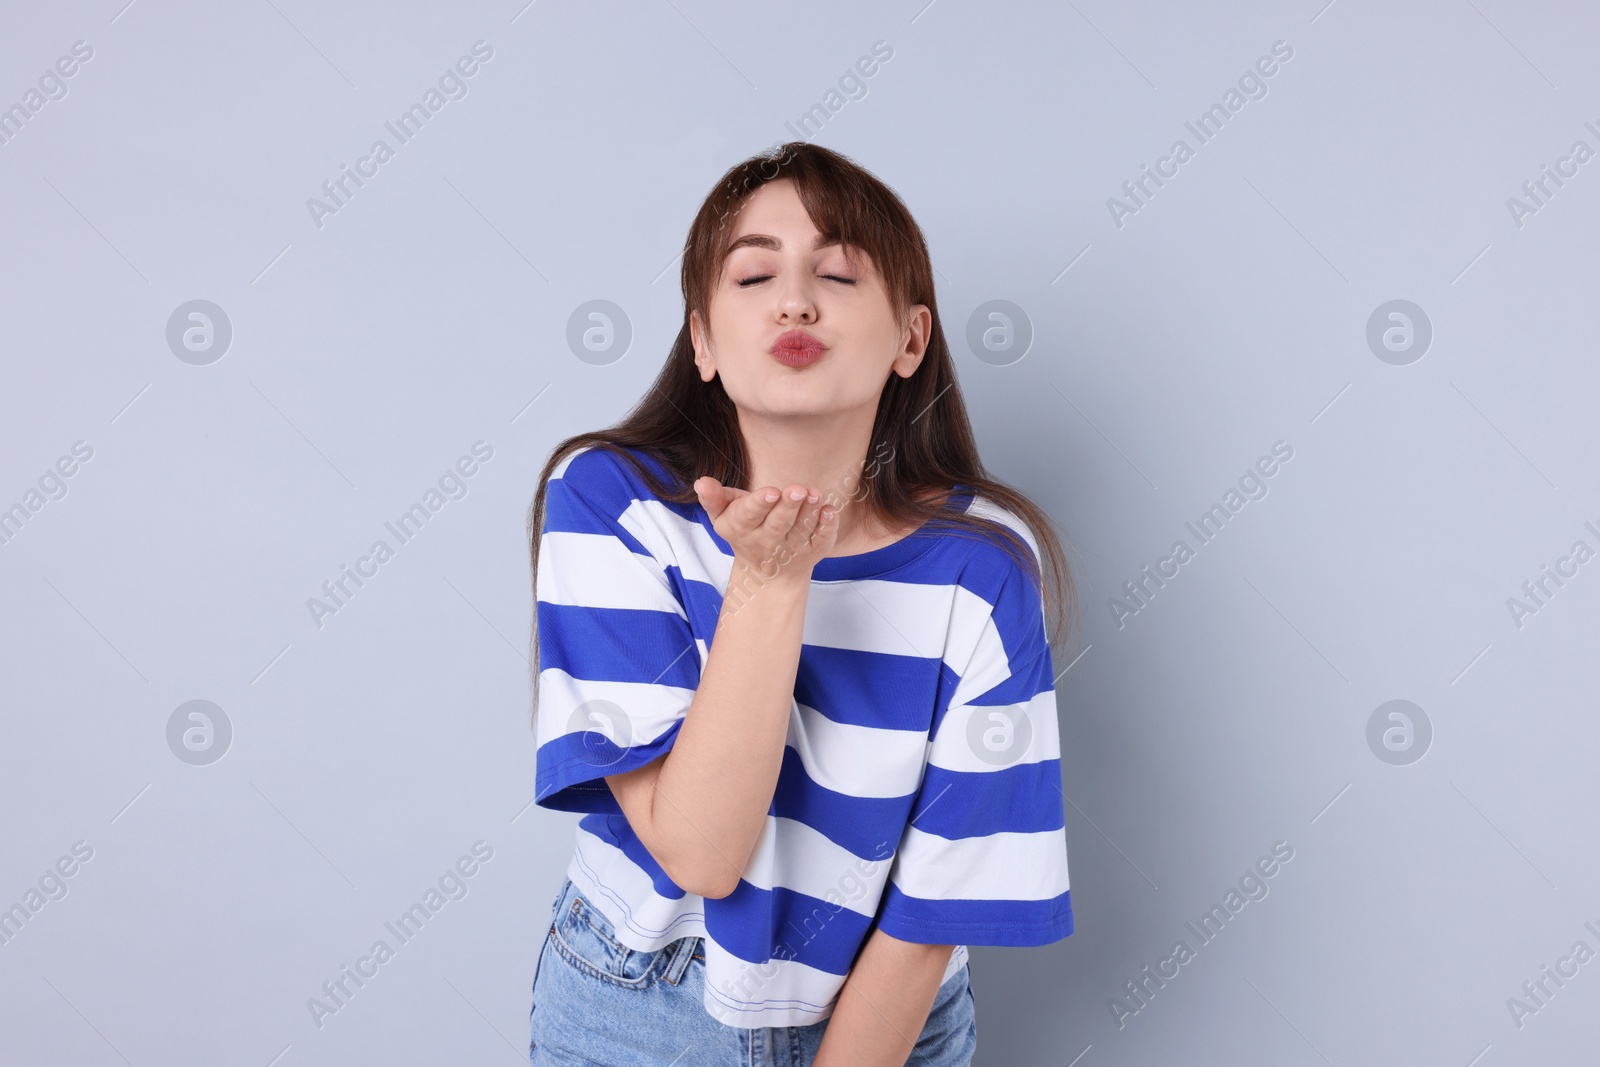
left=815, top=927, right=955, bottom=1067
left=650, top=560, right=809, bottom=896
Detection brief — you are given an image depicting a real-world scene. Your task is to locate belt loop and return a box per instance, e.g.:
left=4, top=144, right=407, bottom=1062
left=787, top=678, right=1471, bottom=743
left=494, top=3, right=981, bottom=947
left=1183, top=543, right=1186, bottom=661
left=550, top=877, right=571, bottom=918
left=663, top=935, right=698, bottom=984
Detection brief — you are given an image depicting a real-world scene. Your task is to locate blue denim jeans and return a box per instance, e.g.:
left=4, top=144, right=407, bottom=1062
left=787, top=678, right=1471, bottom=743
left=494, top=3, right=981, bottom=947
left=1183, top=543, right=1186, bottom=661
left=529, top=877, right=977, bottom=1066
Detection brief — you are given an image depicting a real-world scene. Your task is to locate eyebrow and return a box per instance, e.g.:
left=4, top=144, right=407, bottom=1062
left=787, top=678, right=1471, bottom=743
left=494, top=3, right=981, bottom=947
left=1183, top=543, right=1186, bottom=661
left=722, top=232, right=842, bottom=259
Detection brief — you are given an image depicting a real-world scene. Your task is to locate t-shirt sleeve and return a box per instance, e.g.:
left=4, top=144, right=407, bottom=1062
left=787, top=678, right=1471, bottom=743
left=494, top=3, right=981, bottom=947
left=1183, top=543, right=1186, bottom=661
left=532, top=446, right=702, bottom=816
left=872, top=545, right=1074, bottom=947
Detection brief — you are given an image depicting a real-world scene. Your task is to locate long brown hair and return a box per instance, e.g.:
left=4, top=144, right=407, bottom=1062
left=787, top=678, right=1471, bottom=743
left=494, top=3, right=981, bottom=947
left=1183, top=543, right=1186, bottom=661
left=526, top=141, right=1079, bottom=718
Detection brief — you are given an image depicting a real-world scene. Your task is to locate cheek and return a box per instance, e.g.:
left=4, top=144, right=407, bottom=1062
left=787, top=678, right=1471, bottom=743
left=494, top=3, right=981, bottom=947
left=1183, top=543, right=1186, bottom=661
left=706, top=313, right=761, bottom=369
left=851, top=320, right=907, bottom=374
left=709, top=296, right=764, bottom=341
left=837, top=349, right=891, bottom=388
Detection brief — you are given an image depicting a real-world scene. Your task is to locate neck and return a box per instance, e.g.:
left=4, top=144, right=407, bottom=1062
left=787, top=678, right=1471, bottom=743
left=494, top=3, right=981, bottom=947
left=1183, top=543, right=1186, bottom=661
left=736, top=405, right=888, bottom=547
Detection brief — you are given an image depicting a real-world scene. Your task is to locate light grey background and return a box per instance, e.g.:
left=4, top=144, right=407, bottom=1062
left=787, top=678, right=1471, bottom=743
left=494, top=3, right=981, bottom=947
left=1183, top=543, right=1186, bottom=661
left=3, top=1, right=1597, bottom=1064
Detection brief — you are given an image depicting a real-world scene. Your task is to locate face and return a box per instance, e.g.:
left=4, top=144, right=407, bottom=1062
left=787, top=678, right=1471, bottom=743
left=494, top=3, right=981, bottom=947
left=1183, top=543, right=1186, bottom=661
left=690, top=178, right=930, bottom=420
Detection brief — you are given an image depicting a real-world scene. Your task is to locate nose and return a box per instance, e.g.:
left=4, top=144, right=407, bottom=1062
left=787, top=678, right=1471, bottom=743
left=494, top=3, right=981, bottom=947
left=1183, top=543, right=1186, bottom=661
left=778, top=287, right=816, bottom=324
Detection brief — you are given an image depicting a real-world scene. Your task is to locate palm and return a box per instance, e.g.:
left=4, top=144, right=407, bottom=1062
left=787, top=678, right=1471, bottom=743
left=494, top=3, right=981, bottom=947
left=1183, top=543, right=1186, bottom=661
left=692, top=475, right=838, bottom=576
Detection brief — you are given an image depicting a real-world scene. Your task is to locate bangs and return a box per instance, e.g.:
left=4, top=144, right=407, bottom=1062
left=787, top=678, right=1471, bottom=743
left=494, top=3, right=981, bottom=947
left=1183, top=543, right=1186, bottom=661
left=695, top=155, right=915, bottom=325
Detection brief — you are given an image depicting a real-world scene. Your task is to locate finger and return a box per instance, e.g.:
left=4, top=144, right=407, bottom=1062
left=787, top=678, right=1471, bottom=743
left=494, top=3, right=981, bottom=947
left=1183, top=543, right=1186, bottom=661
left=715, top=486, right=752, bottom=527
left=698, top=478, right=752, bottom=505
left=800, top=492, right=851, bottom=543
left=814, top=498, right=839, bottom=545
left=734, top=485, right=783, bottom=533
left=694, top=477, right=729, bottom=519
left=791, top=486, right=824, bottom=537
left=759, top=484, right=808, bottom=537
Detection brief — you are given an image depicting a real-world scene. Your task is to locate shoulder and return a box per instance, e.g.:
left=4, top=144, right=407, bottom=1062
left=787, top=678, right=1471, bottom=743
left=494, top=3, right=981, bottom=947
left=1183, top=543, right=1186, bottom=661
left=550, top=444, right=667, bottom=517
left=939, top=491, right=1048, bottom=633
left=546, top=445, right=691, bottom=571
left=961, top=491, right=1041, bottom=563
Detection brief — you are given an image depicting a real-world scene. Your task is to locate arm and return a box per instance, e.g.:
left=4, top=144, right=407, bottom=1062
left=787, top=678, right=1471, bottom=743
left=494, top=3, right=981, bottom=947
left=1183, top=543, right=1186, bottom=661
left=811, top=539, right=1070, bottom=1061
left=606, top=475, right=844, bottom=899
left=814, top=927, right=955, bottom=1067
left=607, top=557, right=811, bottom=898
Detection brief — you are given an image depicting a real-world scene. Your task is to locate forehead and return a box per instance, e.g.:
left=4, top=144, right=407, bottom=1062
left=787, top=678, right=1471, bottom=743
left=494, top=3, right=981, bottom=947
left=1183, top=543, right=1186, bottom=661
left=730, top=178, right=810, bottom=230
left=725, top=182, right=823, bottom=242
left=720, top=182, right=862, bottom=264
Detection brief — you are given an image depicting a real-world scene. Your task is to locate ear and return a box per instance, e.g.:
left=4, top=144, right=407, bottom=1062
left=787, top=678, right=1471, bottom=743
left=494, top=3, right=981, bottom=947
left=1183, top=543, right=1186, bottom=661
left=890, top=304, right=932, bottom=378
left=689, top=309, right=717, bottom=382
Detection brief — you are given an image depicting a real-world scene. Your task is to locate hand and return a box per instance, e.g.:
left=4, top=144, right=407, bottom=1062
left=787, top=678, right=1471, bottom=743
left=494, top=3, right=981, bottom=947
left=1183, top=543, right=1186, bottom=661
left=694, top=477, right=840, bottom=583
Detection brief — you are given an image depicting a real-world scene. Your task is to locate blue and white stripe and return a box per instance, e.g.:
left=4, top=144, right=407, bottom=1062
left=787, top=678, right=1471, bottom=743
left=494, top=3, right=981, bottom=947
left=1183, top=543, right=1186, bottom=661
left=534, top=445, right=1072, bottom=1027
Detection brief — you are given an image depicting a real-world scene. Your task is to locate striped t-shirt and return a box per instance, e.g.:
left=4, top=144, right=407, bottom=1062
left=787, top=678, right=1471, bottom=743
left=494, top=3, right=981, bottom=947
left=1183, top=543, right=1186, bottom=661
left=533, top=444, right=1073, bottom=1028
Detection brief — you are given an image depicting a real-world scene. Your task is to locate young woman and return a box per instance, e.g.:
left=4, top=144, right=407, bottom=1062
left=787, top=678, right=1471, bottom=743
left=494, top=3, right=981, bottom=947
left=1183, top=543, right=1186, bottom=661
left=526, top=141, right=1079, bottom=1066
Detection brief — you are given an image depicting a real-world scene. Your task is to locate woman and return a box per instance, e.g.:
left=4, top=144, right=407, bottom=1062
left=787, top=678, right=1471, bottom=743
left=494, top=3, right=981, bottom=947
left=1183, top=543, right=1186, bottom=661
left=526, top=141, right=1080, bottom=1066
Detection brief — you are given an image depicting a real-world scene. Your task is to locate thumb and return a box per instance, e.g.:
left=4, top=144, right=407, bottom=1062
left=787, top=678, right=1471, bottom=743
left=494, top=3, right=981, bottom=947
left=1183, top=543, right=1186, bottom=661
left=694, top=476, right=729, bottom=516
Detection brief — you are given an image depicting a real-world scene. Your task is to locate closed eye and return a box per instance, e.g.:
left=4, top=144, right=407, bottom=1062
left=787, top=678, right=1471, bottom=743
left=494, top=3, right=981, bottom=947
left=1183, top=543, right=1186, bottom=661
left=736, top=274, right=857, bottom=287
